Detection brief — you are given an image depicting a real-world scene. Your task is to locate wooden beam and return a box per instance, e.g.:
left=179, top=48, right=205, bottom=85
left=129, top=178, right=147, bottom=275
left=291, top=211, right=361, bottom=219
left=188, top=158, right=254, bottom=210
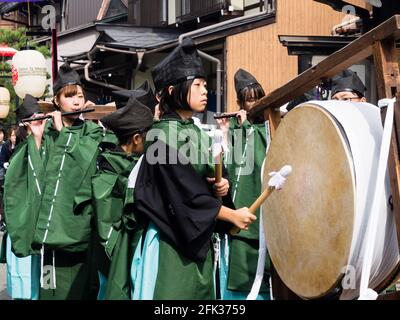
left=249, top=14, right=400, bottom=119
left=97, top=0, right=111, bottom=21
left=82, top=105, right=116, bottom=120
left=38, top=101, right=55, bottom=113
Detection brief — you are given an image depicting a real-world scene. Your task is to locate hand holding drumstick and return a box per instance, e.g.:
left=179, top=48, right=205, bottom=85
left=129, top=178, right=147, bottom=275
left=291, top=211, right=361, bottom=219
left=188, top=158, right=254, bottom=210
left=230, top=165, right=293, bottom=235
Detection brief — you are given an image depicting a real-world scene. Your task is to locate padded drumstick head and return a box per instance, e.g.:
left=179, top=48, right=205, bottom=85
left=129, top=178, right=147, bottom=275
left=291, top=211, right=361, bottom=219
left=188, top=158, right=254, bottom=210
left=280, top=165, right=292, bottom=178
left=212, top=129, right=225, bottom=159
left=268, top=165, right=292, bottom=190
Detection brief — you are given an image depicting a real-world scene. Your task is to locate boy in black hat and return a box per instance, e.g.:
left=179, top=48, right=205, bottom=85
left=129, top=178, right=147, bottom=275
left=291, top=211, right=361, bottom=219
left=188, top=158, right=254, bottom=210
left=4, top=63, right=117, bottom=300
left=92, top=97, right=153, bottom=300
left=331, top=69, right=367, bottom=102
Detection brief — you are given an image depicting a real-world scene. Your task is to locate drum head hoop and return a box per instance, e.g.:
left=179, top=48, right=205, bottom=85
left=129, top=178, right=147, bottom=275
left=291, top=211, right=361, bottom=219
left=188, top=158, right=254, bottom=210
left=263, top=104, right=355, bottom=298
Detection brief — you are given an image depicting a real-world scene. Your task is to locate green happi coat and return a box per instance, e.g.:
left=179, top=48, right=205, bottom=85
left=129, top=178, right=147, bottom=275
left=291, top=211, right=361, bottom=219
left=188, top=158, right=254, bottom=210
left=4, top=120, right=117, bottom=299
left=134, top=115, right=233, bottom=299
left=226, top=117, right=271, bottom=293
left=92, top=145, right=142, bottom=300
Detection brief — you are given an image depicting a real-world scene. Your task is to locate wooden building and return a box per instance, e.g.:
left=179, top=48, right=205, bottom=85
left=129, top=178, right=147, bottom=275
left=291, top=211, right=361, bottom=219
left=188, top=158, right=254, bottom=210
left=225, top=0, right=370, bottom=111
left=5, top=0, right=391, bottom=115
left=0, top=11, right=27, bottom=30
left=120, top=0, right=373, bottom=113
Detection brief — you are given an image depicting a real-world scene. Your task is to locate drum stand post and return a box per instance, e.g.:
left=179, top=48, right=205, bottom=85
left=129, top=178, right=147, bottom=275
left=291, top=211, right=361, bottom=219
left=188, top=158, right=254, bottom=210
left=373, top=37, right=400, bottom=251
left=373, top=37, right=400, bottom=298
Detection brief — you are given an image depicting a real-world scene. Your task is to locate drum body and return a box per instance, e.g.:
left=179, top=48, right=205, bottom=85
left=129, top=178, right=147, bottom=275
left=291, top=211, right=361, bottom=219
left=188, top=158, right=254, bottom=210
left=262, top=101, right=400, bottom=299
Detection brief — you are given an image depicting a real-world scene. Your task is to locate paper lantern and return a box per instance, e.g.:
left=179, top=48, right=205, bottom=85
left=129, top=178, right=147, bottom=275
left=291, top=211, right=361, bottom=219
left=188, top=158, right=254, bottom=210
left=0, top=45, right=17, bottom=58
left=11, top=50, right=47, bottom=99
left=0, top=87, right=10, bottom=118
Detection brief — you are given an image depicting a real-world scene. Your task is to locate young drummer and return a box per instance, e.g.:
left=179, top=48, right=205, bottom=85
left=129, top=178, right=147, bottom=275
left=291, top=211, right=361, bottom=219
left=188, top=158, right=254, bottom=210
left=92, top=97, right=154, bottom=300
left=4, top=63, right=117, bottom=300
left=131, top=38, right=256, bottom=300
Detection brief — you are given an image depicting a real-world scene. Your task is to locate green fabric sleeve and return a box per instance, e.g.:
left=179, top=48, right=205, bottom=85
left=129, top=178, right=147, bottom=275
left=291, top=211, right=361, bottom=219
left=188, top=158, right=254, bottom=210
left=4, top=136, right=44, bottom=256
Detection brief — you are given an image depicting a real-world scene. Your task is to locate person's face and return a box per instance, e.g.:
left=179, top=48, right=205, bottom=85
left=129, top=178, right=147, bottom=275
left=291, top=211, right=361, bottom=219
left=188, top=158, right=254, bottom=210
left=188, top=78, right=208, bottom=113
left=0, top=131, right=4, bottom=143
left=56, top=86, right=85, bottom=117
left=331, top=91, right=366, bottom=102
left=240, top=89, right=257, bottom=112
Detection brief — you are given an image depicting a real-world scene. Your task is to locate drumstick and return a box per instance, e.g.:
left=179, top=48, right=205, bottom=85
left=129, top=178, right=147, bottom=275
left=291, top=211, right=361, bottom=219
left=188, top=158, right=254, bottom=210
left=212, top=129, right=224, bottom=198
left=215, top=159, right=222, bottom=184
left=230, top=165, right=292, bottom=235
left=248, top=186, right=275, bottom=214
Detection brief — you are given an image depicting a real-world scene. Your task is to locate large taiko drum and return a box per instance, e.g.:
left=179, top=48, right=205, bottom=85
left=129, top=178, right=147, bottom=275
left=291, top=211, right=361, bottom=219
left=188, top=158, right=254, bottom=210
left=262, top=100, right=400, bottom=300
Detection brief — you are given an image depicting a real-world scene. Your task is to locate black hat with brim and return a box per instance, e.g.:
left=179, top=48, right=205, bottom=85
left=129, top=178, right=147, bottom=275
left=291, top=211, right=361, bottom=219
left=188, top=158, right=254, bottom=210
left=152, top=38, right=205, bottom=93
left=234, top=68, right=260, bottom=95
left=331, top=69, right=366, bottom=98
left=101, top=97, right=154, bottom=138
left=16, top=94, right=41, bottom=123
left=53, top=63, right=82, bottom=95
left=112, top=81, right=157, bottom=112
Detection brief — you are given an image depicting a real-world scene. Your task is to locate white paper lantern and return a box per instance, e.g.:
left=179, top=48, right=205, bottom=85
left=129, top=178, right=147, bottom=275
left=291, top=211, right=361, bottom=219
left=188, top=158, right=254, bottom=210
left=0, top=87, right=10, bottom=119
left=0, top=45, right=17, bottom=58
left=11, top=50, right=47, bottom=99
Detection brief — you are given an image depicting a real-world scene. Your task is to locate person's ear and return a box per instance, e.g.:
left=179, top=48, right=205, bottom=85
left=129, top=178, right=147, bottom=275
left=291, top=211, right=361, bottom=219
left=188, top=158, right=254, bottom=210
left=360, top=97, right=367, bottom=102
left=168, top=86, right=174, bottom=95
left=132, top=133, right=141, bottom=145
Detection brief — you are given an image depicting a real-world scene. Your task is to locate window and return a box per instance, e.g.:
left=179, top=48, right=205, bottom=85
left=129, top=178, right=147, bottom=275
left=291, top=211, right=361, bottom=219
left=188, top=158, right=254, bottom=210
left=129, top=0, right=168, bottom=26
left=176, top=0, right=229, bottom=22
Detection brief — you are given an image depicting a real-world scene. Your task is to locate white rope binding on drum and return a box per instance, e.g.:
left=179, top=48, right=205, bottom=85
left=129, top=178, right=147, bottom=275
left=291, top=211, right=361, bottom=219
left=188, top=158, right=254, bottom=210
left=358, top=98, right=395, bottom=300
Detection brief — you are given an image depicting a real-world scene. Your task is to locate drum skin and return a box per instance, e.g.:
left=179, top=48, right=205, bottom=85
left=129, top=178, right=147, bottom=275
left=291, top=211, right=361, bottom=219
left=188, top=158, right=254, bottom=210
left=262, top=104, right=355, bottom=298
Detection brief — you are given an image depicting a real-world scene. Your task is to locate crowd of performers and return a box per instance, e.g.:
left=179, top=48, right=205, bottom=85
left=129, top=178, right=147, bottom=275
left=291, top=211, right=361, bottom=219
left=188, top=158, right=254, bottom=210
left=0, top=38, right=366, bottom=300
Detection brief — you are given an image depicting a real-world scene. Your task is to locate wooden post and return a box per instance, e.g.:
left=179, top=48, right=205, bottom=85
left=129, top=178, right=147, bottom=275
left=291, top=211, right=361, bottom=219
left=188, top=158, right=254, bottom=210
left=264, top=107, right=281, bottom=137
left=373, top=38, right=400, bottom=98
left=372, top=38, right=400, bottom=293
left=373, top=38, right=400, bottom=251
